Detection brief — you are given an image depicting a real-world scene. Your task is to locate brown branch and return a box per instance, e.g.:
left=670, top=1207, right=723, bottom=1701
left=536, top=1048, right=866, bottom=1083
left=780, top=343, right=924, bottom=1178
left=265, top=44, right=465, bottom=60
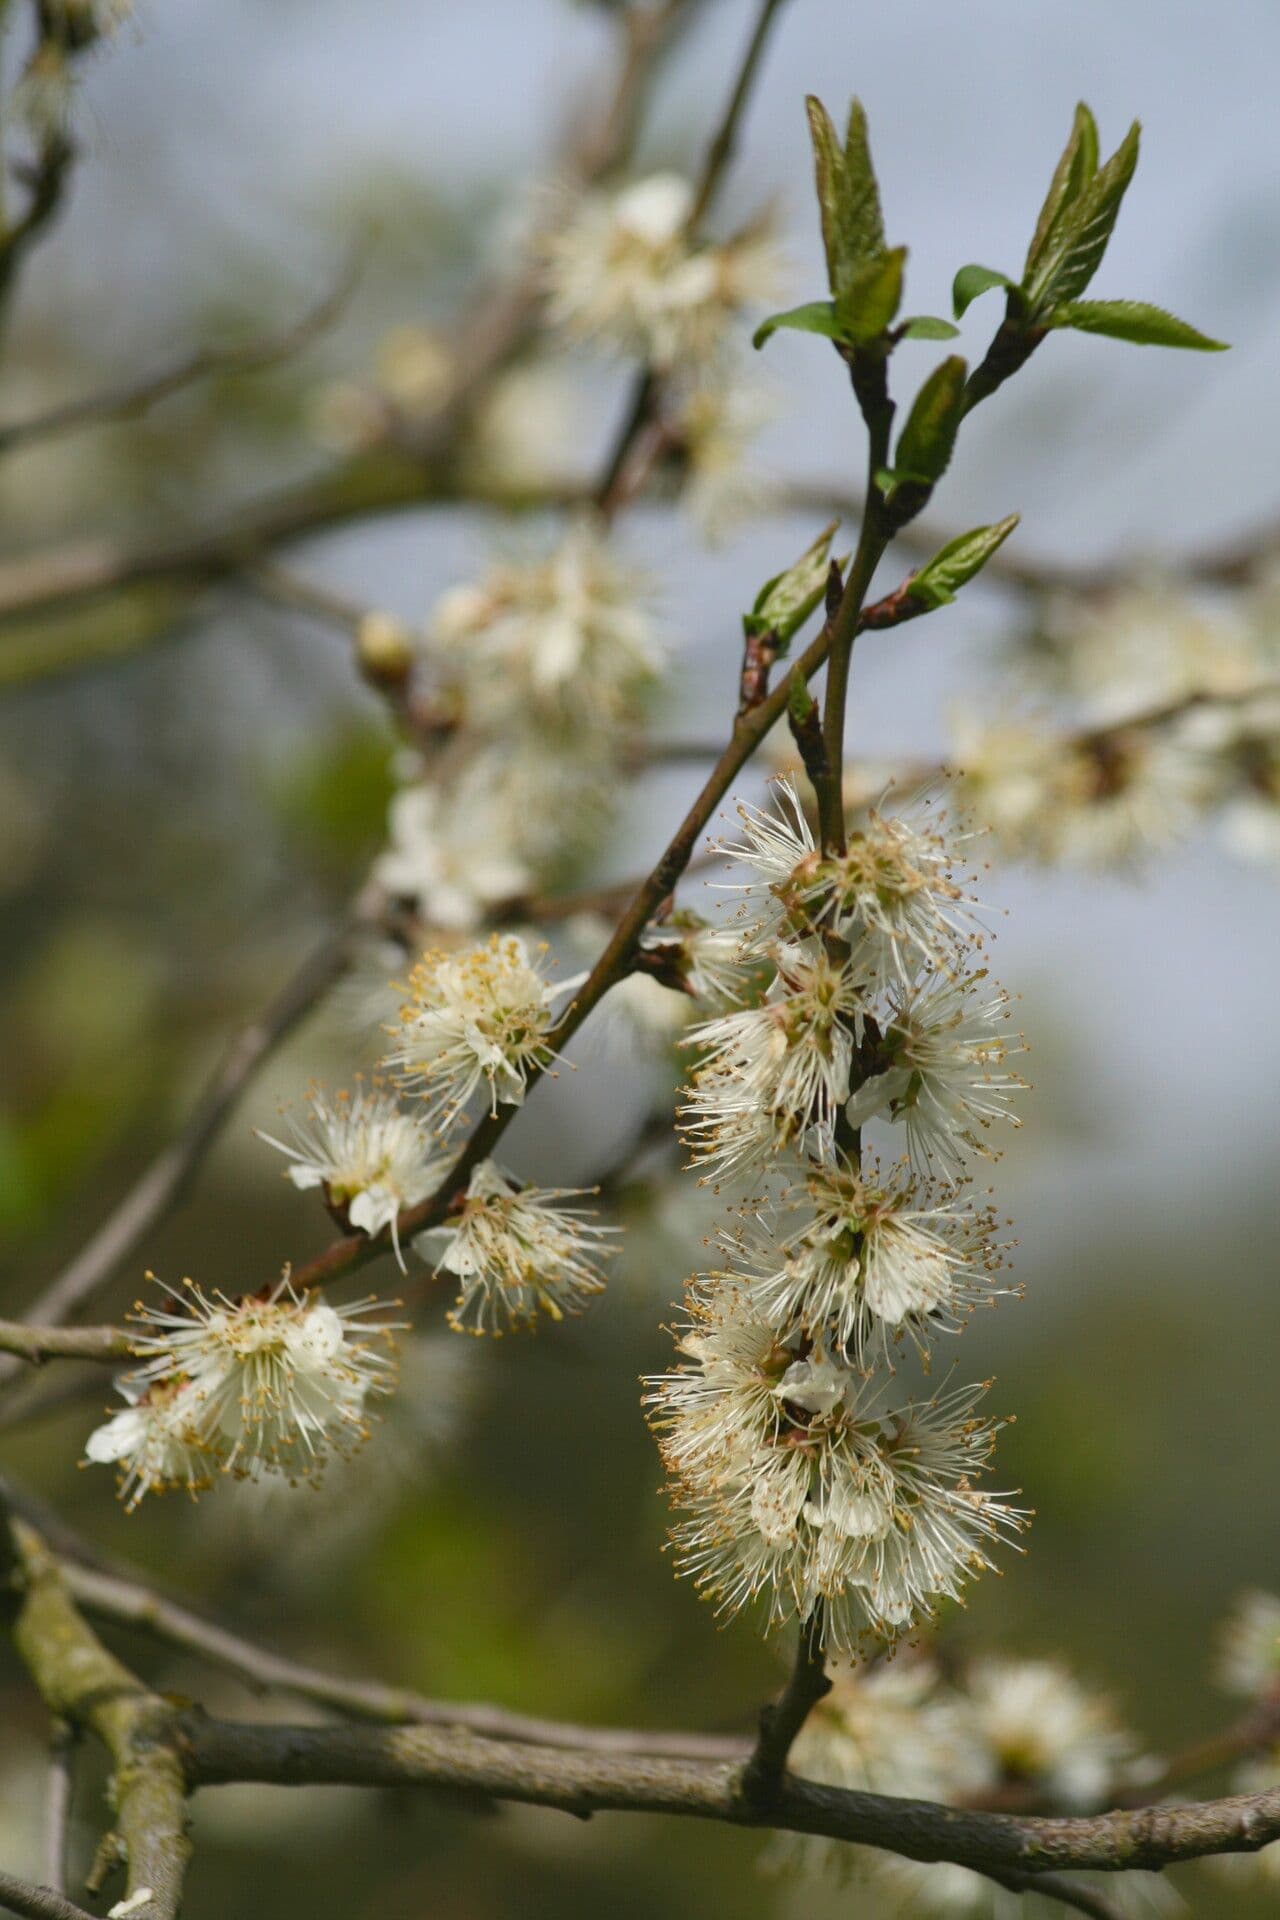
left=986, top=1871, right=1124, bottom=1920
left=594, top=0, right=793, bottom=519
left=43, top=1722, right=74, bottom=1896
left=739, top=1609, right=831, bottom=1809
left=0, top=4, right=692, bottom=679
left=61, top=1560, right=746, bottom=1763
left=178, top=1710, right=1280, bottom=1877
left=787, top=484, right=1280, bottom=597
left=0, top=1322, right=133, bottom=1365
left=0, top=1871, right=98, bottom=1920
left=0, top=264, right=360, bottom=458
left=3, top=1519, right=190, bottom=1920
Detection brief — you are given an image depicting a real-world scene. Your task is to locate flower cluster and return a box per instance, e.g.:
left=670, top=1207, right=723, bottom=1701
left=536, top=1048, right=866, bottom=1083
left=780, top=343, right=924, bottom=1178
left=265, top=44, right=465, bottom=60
left=384, top=934, right=565, bottom=1131
left=375, top=519, right=660, bottom=929
left=86, top=1276, right=400, bottom=1506
left=1207, top=1588, right=1280, bottom=1895
left=419, top=1159, right=615, bottom=1335
left=774, top=1649, right=1161, bottom=1914
left=949, top=573, right=1280, bottom=870
left=648, top=778, right=1026, bottom=1650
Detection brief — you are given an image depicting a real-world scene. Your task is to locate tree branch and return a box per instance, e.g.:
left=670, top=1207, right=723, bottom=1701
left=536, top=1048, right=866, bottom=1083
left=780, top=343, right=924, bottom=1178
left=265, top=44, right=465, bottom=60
left=177, top=1711, right=1280, bottom=1878
left=3, top=1520, right=190, bottom=1920
left=0, top=1871, right=98, bottom=1920
left=0, top=265, right=360, bottom=459
left=61, top=1559, right=747, bottom=1763
left=0, top=898, right=371, bottom=1385
left=0, top=1322, right=133, bottom=1365
left=739, top=1610, right=830, bottom=1809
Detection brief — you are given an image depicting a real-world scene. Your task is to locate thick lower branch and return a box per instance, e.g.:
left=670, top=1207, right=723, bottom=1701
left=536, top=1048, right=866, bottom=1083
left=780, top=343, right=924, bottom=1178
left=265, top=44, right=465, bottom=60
left=4, top=1522, right=190, bottom=1920
left=178, top=1713, right=1280, bottom=1877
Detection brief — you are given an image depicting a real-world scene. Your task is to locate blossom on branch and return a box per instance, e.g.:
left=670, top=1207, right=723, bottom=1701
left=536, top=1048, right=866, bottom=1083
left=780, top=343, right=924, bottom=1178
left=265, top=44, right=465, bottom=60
left=421, top=1159, right=614, bottom=1334
left=385, top=934, right=566, bottom=1131
left=257, top=1082, right=450, bottom=1269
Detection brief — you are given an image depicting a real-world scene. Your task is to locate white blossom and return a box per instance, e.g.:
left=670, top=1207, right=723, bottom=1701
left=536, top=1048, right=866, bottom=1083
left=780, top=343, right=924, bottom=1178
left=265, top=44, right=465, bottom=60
left=423, top=1160, right=614, bottom=1334
left=256, top=1083, right=449, bottom=1269
left=806, top=796, right=987, bottom=990
left=647, top=1277, right=1025, bottom=1648
left=84, top=1375, right=216, bottom=1511
left=124, top=1275, right=399, bottom=1482
left=426, top=520, right=659, bottom=736
left=733, top=1158, right=1008, bottom=1361
left=715, top=777, right=817, bottom=951
left=1216, top=1589, right=1280, bottom=1699
left=374, top=777, right=534, bottom=930
left=845, top=971, right=1024, bottom=1183
left=543, top=173, right=782, bottom=367
left=961, top=1656, right=1139, bottom=1809
left=385, top=934, right=564, bottom=1131
left=680, top=940, right=870, bottom=1177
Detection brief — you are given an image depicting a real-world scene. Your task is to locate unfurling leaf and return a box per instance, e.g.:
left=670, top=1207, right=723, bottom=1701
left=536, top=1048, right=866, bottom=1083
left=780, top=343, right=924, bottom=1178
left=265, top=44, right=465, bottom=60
left=1024, top=102, right=1100, bottom=277
left=899, top=315, right=961, bottom=341
left=1045, top=299, right=1228, bottom=351
left=805, top=95, right=887, bottom=302
left=906, top=514, right=1021, bottom=608
left=836, top=246, right=906, bottom=343
left=753, top=300, right=849, bottom=351
left=1024, top=120, right=1141, bottom=312
left=893, top=355, right=968, bottom=486
left=952, top=264, right=1018, bottom=320
left=747, top=522, right=849, bottom=649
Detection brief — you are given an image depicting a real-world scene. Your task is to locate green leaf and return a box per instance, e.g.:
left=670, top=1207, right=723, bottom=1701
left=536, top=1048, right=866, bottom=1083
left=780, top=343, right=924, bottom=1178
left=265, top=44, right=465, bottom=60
left=898, top=315, right=961, bottom=341
left=906, top=513, right=1021, bottom=609
left=1025, top=121, right=1141, bottom=311
left=836, top=245, right=906, bottom=342
left=1045, top=298, right=1228, bottom=351
left=952, top=264, right=1018, bottom=320
left=894, top=355, right=968, bottom=487
left=748, top=521, right=848, bottom=648
left=837, top=97, right=887, bottom=269
left=805, top=95, right=887, bottom=301
left=805, top=96, right=847, bottom=297
left=1024, top=103, right=1099, bottom=277
left=753, top=300, right=848, bottom=351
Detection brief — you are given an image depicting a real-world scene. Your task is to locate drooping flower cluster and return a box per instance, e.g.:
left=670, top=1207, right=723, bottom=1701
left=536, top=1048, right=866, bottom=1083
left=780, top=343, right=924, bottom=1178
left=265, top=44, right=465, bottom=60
left=649, top=776, right=1027, bottom=1648
left=947, top=573, right=1280, bottom=871
left=86, top=1276, right=400, bottom=1506
left=374, top=519, right=660, bottom=929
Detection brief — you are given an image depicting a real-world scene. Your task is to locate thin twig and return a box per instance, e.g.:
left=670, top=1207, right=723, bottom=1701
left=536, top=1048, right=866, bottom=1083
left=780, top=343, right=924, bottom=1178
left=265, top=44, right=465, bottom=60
left=43, top=1722, right=74, bottom=1896
left=739, top=1610, right=831, bottom=1808
left=0, top=1870, right=98, bottom=1920
left=0, top=264, right=361, bottom=458
left=0, top=1323, right=133, bottom=1366
left=986, top=1869, right=1124, bottom=1919
left=62, top=1560, right=747, bottom=1762
left=593, top=0, right=793, bottom=519
left=0, top=900, right=370, bottom=1380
